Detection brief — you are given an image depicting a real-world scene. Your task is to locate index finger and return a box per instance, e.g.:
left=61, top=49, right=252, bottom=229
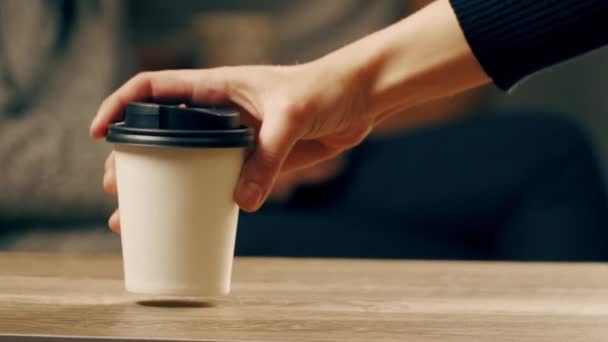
left=90, top=69, right=231, bottom=139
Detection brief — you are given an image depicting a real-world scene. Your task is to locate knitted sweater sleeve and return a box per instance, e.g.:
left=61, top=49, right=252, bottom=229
left=449, top=0, right=608, bottom=90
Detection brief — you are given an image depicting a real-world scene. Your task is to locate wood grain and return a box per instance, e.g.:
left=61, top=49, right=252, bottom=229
left=1, top=253, right=608, bottom=341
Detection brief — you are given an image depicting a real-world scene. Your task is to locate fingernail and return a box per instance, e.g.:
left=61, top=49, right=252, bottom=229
left=109, top=211, right=120, bottom=233
left=236, top=180, right=263, bottom=211
left=103, top=172, right=112, bottom=191
left=109, top=212, right=118, bottom=226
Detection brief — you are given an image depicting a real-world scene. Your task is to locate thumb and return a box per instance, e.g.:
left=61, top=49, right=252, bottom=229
left=235, top=115, right=299, bottom=212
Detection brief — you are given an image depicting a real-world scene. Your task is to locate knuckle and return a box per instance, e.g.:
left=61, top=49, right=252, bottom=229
left=254, top=149, right=283, bottom=174
left=277, top=90, right=314, bottom=126
left=132, top=71, right=151, bottom=82
left=127, top=72, right=153, bottom=91
left=278, top=93, right=304, bottom=116
left=242, top=150, right=282, bottom=189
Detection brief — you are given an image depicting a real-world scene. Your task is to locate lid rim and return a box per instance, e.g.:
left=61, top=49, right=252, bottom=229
left=107, top=131, right=254, bottom=148
left=109, top=123, right=253, bottom=136
left=106, top=102, right=255, bottom=148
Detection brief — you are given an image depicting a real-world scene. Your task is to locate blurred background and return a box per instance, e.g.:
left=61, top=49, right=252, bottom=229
left=1, top=0, right=607, bottom=261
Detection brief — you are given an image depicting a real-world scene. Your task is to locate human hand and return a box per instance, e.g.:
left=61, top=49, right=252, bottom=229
left=102, top=151, right=120, bottom=233
left=92, top=62, right=379, bottom=215
left=93, top=0, right=489, bottom=229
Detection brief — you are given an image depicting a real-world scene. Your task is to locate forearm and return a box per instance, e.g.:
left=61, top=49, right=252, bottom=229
left=317, top=0, right=490, bottom=122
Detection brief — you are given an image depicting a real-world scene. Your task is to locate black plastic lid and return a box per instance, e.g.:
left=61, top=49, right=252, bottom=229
left=107, top=102, right=254, bottom=148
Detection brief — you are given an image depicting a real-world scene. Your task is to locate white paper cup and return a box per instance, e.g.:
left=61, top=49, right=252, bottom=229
left=115, top=145, right=244, bottom=296
left=107, top=103, right=253, bottom=296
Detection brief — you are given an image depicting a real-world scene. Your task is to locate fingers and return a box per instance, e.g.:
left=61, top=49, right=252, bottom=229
left=104, top=151, right=115, bottom=172
left=104, top=154, right=119, bottom=233
left=282, top=140, right=342, bottom=172
left=103, top=152, right=117, bottom=195
left=90, top=69, right=234, bottom=139
left=235, top=115, right=301, bottom=212
left=109, top=209, right=120, bottom=234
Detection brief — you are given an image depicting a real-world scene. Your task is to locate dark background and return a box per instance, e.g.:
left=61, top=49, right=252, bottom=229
left=0, top=0, right=607, bottom=260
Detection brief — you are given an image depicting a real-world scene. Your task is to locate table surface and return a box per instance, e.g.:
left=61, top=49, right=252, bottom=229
left=1, top=253, right=608, bottom=342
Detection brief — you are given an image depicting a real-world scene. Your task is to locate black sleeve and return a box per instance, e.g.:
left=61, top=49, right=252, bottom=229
left=449, top=0, right=608, bottom=90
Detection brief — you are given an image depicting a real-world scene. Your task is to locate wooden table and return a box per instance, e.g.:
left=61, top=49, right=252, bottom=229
left=1, top=253, right=608, bottom=342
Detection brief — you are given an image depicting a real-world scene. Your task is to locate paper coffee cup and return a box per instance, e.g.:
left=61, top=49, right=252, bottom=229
left=106, top=102, right=253, bottom=296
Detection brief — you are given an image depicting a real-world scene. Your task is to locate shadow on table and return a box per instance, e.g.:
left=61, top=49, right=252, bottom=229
left=136, top=299, right=215, bottom=308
